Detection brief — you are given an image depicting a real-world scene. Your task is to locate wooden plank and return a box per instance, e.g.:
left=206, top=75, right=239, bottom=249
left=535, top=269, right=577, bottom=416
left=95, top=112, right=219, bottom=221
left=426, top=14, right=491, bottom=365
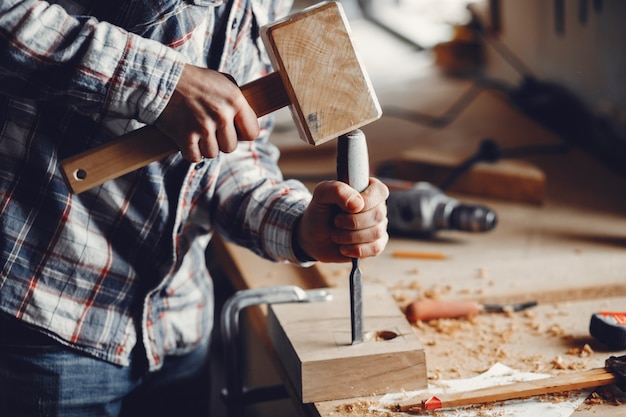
left=267, top=285, right=427, bottom=403
left=395, top=367, right=616, bottom=411
left=382, top=145, right=546, bottom=205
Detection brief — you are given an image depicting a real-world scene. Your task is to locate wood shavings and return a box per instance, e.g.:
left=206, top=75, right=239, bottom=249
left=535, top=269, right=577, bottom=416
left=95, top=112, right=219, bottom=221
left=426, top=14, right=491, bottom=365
left=547, top=323, right=566, bottom=337
left=518, top=354, right=549, bottom=373
left=477, top=266, right=490, bottom=279
left=407, top=278, right=421, bottom=287
left=426, top=318, right=465, bottom=335
left=524, top=316, right=542, bottom=334
left=566, top=343, right=594, bottom=357
left=549, top=355, right=587, bottom=371
left=531, top=391, right=579, bottom=405
left=392, top=291, right=410, bottom=304
left=584, top=388, right=624, bottom=407
left=334, top=400, right=393, bottom=416
left=422, top=284, right=452, bottom=300
left=552, top=355, right=566, bottom=370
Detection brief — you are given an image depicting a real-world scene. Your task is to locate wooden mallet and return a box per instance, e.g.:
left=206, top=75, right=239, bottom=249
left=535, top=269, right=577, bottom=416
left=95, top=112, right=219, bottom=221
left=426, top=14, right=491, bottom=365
left=60, top=1, right=381, bottom=194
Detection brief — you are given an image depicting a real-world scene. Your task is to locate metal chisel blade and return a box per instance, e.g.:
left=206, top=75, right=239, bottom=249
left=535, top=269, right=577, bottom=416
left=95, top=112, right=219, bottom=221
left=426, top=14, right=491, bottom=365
left=350, top=258, right=363, bottom=344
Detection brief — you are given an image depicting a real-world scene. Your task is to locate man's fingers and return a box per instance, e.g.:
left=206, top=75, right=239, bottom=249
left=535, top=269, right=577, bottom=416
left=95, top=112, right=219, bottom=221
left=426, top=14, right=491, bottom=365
left=215, top=121, right=238, bottom=154
left=311, top=181, right=364, bottom=213
left=156, top=66, right=260, bottom=162
left=360, top=178, right=390, bottom=209
left=234, top=105, right=260, bottom=142
left=334, top=202, right=388, bottom=231
left=339, top=235, right=389, bottom=259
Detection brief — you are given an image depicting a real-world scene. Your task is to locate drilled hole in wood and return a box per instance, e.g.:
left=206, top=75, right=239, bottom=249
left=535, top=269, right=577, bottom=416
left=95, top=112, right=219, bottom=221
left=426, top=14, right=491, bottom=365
left=74, top=169, right=87, bottom=181
left=366, top=330, right=398, bottom=342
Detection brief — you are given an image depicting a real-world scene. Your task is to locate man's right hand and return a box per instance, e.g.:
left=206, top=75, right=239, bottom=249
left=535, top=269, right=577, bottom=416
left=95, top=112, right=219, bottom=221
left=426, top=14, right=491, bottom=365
left=155, top=64, right=259, bottom=162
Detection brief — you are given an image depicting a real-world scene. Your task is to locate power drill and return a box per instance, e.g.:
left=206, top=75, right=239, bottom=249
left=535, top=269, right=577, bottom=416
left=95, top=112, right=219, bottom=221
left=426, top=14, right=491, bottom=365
left=385, top=181, right=497, bottom=237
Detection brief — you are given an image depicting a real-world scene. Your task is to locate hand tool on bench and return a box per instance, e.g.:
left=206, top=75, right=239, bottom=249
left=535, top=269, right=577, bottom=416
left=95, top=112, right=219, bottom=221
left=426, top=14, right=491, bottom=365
left=405, top=298, right=537, bottom=322
left=60, top=1, right=381, bottom=194
left=336, top=129, right=369, bottom=344
left=392, top=354, right=626, bottom=412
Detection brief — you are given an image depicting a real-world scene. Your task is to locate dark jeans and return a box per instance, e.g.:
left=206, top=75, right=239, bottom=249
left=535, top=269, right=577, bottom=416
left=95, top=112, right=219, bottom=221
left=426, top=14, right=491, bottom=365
left=0, top=313, right=211, bottom=417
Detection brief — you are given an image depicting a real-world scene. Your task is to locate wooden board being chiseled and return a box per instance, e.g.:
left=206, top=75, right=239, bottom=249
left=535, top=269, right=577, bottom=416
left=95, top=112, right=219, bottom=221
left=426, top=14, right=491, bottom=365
left=267, top=285, right=427, bottom=403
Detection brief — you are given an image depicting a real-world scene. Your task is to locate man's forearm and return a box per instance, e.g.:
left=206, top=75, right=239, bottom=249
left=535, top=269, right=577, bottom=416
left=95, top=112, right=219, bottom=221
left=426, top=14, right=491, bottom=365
left=0, top=0, right=184, bottom=124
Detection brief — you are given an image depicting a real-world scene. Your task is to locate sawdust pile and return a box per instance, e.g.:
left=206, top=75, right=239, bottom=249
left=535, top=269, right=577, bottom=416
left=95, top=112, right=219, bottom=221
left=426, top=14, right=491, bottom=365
left=583, top=388, right=623, bottom=407
left=334, top=400, right=393, bottom=416
left=398, top=292, right=600, bottom=380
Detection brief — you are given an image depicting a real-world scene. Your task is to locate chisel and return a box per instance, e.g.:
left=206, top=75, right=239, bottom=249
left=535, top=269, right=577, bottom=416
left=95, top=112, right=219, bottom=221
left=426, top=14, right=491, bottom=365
left=405, top=299, right=537, bottom=322
left=337, top=129, right=370, bottom=345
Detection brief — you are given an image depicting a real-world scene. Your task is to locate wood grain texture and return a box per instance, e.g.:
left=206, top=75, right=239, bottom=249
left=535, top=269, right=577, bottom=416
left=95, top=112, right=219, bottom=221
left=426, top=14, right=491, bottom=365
left=396, top=367, right=617, bottom=411
left=267, top=285, right=427, bottom=403
left=261, top=1, right=381, bottom=146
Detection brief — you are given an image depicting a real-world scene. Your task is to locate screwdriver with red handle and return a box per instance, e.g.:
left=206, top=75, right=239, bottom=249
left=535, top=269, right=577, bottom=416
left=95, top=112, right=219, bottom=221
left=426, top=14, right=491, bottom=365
left=405, top=298, right=537, bottom=322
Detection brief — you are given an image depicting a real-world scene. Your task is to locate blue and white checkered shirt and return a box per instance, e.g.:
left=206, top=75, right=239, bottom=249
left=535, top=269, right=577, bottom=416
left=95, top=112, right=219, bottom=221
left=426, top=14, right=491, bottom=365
left=0, top=0, right=311, bottom=370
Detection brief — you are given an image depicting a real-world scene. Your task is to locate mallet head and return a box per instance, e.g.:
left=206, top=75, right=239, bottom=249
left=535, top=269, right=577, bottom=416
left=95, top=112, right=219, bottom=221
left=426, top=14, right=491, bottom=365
left=261, top=1, right=382, bottom=146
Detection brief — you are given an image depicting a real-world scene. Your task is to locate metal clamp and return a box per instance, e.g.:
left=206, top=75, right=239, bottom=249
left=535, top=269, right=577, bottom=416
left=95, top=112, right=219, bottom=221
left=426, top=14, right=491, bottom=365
left=220, top=285, right=332, bottom=417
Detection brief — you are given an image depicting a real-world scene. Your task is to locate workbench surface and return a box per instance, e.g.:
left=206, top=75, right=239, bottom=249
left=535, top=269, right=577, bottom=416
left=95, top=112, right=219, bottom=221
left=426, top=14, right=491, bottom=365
left=209, top=16, right=626, bottom=417
left=213, top=196, right=626, bottom=416
left=213, top=102, right=626, bottom=417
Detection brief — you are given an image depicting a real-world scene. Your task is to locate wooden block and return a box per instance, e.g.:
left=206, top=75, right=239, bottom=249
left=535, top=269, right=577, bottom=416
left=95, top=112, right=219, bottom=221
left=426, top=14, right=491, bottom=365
left=384, top=146, right=546, bottom=205
left=267, top=285, right=427, bottom=403
left=262, top=1, right=381, bottom=146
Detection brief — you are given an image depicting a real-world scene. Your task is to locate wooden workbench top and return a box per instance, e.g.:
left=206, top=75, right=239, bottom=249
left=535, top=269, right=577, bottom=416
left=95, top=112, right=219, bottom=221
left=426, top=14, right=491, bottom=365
left=212, top=90, right=626, bottom=416
left=211, top=16, right=626, bottom=414
left=213, top=192, right=626, bottom=416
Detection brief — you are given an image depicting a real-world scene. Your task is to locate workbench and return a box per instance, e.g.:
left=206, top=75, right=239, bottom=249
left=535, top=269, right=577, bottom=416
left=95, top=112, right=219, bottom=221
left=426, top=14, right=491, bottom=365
left=208, top=17, right=626, bottom=417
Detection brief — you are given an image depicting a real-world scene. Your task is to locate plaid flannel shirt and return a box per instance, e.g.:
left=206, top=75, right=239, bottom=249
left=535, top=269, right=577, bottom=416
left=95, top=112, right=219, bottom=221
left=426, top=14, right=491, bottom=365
left=0, top=0, right=311, bottom=370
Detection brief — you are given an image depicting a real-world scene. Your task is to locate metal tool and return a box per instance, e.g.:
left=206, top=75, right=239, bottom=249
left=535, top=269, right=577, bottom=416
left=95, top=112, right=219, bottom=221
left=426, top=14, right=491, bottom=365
left=394, top=354, right=626, bottom=412
left=385, top=180, right=497, bottom=237
left=336, top=129, right=370, bottom=344
left=220, top=285, right=331, bottom=417
left=405, top=298, right=537, bottom=322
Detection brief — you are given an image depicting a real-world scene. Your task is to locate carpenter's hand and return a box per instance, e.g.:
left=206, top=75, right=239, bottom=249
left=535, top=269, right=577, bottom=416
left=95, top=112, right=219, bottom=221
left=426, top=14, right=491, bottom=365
left=155, top=64, right=259, bottom=162
left=296, top=178, right=389, bottom=263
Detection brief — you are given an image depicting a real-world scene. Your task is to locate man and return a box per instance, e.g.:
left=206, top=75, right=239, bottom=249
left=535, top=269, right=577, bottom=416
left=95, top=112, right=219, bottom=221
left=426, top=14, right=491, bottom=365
left=0, top=1, right=389, bottom=416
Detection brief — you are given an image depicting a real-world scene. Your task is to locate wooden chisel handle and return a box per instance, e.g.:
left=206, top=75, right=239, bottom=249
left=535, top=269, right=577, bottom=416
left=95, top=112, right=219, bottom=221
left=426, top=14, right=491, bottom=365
left=60, top=72, right=288, bottom=194
left=336, top=129, right=369, bottom=193
left=405, top=299, right=483, bottom=322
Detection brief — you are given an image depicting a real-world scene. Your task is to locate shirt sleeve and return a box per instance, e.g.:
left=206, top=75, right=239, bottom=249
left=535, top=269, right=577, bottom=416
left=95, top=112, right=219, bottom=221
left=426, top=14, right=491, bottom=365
left=0, top=0, right=185, bottom=124
left=212, top=114, right=314, bottom=264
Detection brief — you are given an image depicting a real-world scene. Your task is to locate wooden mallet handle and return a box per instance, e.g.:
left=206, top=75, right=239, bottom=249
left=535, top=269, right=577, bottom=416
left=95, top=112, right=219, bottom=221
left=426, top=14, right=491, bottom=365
left=60, top=73, right=288, bottom=194
left=60, top=2, right=381, bottom=194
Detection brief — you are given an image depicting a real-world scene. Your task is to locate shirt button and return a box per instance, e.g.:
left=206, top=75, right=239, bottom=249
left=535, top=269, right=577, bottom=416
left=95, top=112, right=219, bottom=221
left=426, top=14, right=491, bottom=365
left=194, top=161, right=205, bottom=170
